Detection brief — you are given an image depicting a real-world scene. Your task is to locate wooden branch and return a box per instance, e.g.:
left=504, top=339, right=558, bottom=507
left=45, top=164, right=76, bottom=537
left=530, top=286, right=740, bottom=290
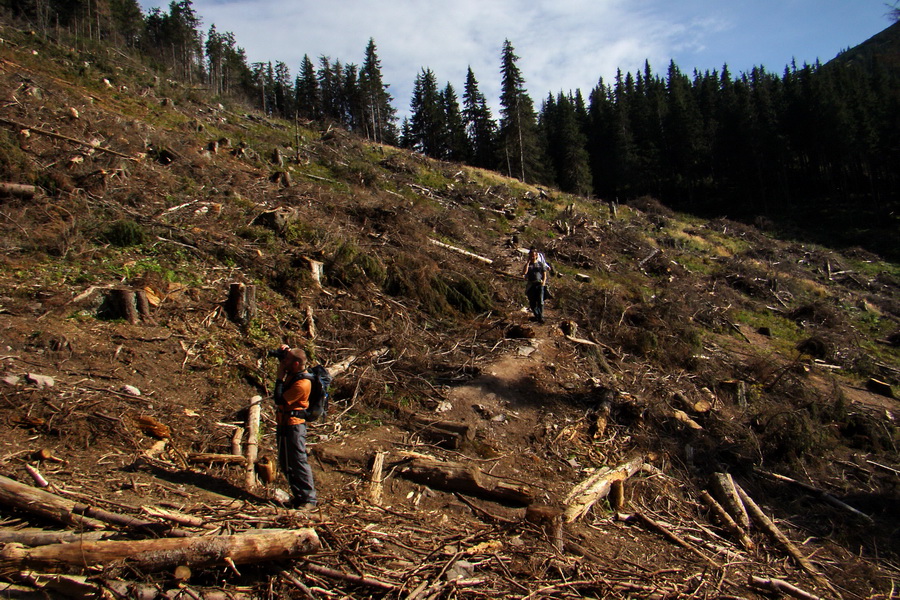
left=0, top=528, right=112, bottom=547
left=0, top=117, right=134, bottom=159
left=756, top=470, right=873, bottom=524
left=699, top=490, right=755, bottom=551
left=710, top=472, right=751, bottom=530
left=428, top=238, right=494, bottom=264
left=0, top=528, right=320, bottom=574
left=0, top=474, right=105, bottom=530
left=245, top=395, right=262, bottom=490
left=187, top=452, right=247, bottom=465
left=299, top=562, right=399, bottom=591
left=749, top=576, right=825, bottom=600
left=399, top=457, right=533, bottom=505
left=629, top=512, right=721, bottom=568
left=563, top=454, right=643, bottom=522
left=734, top=483, right=839, bottom=597
left=0, top=182, right=37, bottom=198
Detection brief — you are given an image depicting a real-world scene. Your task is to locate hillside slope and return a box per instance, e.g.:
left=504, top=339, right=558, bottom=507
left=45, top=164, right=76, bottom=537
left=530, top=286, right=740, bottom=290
left=0, top=25, right=898, bottom=599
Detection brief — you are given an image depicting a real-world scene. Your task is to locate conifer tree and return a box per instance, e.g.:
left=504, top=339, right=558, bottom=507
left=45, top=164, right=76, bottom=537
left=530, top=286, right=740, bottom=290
left=463, top=67, right=497, bottom=170
left=295, top=54, right=320, bottom=120
left=441, top=82, right=469, bottom=162
left=406, top=67, right=444, bottom=156
left=360, top=38, right=398, bottom=145
left=498, top=39, right=547, bottom=183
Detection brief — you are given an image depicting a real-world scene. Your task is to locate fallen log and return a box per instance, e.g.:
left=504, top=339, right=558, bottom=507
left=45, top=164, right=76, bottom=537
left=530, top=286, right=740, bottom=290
left=734, top=483, right=839, bottom=597
left=0, top=528, right=320, bottom=574
left=187, top=452, right=247, bottom=465
left=756, top=469, right=873, bottom=524
left=0, top=182, right=37, bottom=198
left=399, top=457, right=533, bottom=505
left=699, top=490, right=755, bottom=551
left=563, top=454, right=643, bottom=522
left=20, top=572, right=253, bottom=599
left=0, top=118, right=135, bottom=159
left=0, top=528, right=112, bottom=547
left=710, top=472, right=751, bottom=530
left=71, top=504, right=191, bottom=537
left=0, top=474, right=105, bottom=530
left=428, top=238, right=494, bottom=265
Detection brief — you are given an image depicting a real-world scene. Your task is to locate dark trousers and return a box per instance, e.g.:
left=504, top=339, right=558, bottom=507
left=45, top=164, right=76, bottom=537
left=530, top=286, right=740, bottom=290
left=277, top=423, right=316, bottom=504
left=526, top=282, right=544, bottom=320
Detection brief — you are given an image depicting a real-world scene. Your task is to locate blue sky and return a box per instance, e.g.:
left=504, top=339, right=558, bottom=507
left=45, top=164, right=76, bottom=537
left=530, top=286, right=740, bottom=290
left=138, top=0, right=895, bottom=120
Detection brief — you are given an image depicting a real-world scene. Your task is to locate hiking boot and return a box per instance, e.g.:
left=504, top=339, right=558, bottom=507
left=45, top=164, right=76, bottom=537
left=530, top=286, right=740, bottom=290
left=291, top=498, right=317, bottom=510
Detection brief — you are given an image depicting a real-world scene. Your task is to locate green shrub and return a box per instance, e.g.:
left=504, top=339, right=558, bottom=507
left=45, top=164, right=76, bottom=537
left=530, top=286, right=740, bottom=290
left=100, top=220, right=145, bottom=247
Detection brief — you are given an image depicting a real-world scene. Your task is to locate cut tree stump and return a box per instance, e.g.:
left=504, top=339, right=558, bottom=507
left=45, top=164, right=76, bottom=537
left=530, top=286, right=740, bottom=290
left=225, top=283, right=257, bottom=326
left=399, top=457, right=533, bottom=505
left=563, top=454, right=643, bottom=522
left=0, top=528, right=320, bottom=574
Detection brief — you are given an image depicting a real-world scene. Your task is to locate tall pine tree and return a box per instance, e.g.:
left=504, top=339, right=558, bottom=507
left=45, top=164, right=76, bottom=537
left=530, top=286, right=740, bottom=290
left=498, top=40, right=547, bottom=184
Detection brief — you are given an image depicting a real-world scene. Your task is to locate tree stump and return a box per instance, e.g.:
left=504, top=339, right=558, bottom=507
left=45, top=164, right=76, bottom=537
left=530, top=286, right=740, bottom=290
left=225, top=283, right=257, bottom=326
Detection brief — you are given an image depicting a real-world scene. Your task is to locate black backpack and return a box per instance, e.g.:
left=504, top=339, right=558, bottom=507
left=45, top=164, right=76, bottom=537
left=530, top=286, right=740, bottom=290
left=301, top=365, right=332, bottom=422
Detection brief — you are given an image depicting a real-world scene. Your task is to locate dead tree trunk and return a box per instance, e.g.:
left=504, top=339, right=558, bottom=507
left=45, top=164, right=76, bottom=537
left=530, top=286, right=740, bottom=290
left=564, top=454, right=643, bottom=522
left=0, top=183, right=38, bottom=198
left=399, top=457, right=533, bottom=505
left=0, top=475, right=105, bottom=530
left=0, top=528, right=320, bottom=574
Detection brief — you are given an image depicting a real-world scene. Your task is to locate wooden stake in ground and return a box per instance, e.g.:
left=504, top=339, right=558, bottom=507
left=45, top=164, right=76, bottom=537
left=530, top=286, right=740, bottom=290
left=564, top=454, right=643, bottom=522
left=245, top=395, right=262, bottom=490
left=368, top=451, right=387, bottom=506
left=0, top=528, right=320, bottom=574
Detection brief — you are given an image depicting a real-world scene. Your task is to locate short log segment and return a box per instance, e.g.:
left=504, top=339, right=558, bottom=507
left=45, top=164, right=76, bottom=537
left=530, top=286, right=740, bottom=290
left=0, top=528, right=320, bottom=574
left=399, top=457, right=533, bottom=505
left=564, top=454, right=643, bottom=522
left=0, top=182, right=38, bottom=198
left=0, top=474, right=105, bottom=530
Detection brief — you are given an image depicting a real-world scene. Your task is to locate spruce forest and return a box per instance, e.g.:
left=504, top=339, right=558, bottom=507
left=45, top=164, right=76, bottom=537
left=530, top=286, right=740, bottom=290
left=1, top=1, right=899, bottom=599
left=7, top=1, right=898, bottom=256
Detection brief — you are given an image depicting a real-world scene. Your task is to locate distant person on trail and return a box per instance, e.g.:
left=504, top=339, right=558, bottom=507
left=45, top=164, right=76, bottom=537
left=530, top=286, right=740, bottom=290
left=273, top=345, right=317, bottom=510
left=523, top=247, right=550, bottom=323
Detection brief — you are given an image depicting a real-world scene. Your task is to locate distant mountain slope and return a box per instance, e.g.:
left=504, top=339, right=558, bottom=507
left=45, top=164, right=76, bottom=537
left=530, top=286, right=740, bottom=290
left=832, top=19, right=900, bottom=68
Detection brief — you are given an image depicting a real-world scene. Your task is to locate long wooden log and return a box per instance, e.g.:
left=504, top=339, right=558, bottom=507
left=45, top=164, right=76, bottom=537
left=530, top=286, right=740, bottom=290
left=188, top=452, right=247, bottom=465
left=20, top=572, right=254, bottom=599
left=0, top=528, right=112, bottom=547
left=699, top=490, right=755, bottom=551
left=0, top=474, right=105, bottom=530
left=71, top=504, right=191, bottom=537
left=734, top=483, right=839, bottom=597
left=428, top=238, right=494, bottom=264
left=756, top=470, right=873, bottom=524
left=0, top=182, right=37, bottom=198
left=564, top=454, right=643, bottom=522
left=399, top=457, right=533, bottom=505
left=0, top=528, right=320, bottom=574
left=0, top=118, right=135, bottom=159
left=710, top=472, right=751, bottom=530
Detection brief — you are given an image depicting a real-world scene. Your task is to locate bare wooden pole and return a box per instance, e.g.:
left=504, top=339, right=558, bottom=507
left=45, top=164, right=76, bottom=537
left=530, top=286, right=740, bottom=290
left=244, top=395, right=262, bottom=490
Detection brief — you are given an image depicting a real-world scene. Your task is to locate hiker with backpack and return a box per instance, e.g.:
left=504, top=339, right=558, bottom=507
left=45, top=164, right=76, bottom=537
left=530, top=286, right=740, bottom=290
left=523, top=247, right=550, bottom=323
left=272, top=345, right=317, bottom=509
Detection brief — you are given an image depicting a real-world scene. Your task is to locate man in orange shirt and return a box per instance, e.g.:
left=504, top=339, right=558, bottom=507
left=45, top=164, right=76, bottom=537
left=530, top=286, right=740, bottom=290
left=274, top=345, right=317, bottom=509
